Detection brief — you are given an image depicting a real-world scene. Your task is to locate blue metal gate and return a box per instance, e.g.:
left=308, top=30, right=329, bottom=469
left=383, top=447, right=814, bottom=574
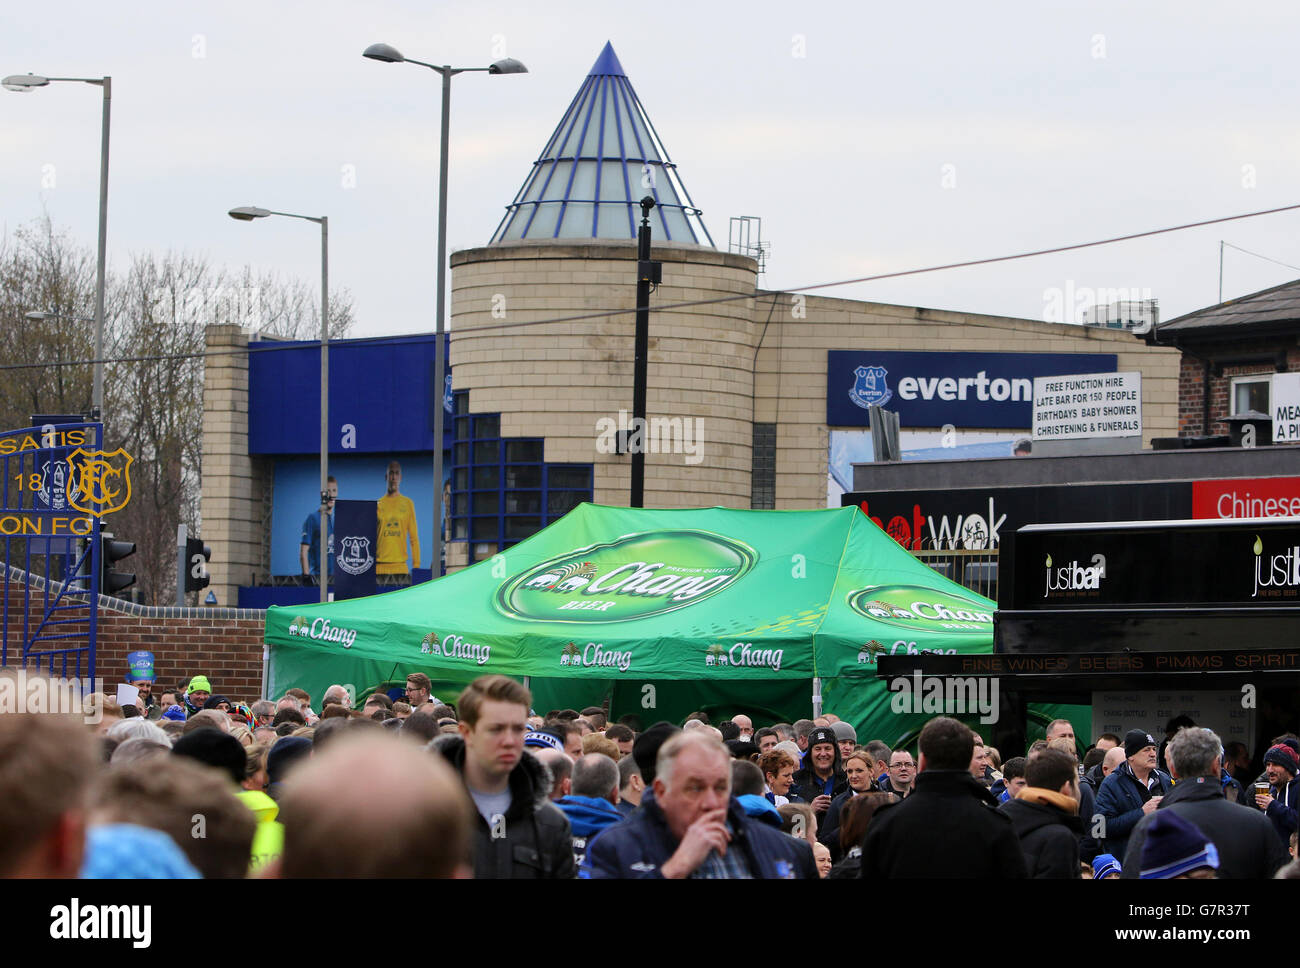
left=0, top=422, right=103, bottom=682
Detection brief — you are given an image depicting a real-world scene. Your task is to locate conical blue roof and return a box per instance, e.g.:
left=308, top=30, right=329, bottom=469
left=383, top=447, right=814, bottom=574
left=490, top=42, right=713, bottom=246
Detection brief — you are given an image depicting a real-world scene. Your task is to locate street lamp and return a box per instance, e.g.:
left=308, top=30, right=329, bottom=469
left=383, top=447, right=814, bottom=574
left=363, top=42, right=527, bottom=580
left=25, top=310, right=94, bottom=322
left=228, top=205, right=330, bottom=603
left=4, top=72, right=111, bottom=420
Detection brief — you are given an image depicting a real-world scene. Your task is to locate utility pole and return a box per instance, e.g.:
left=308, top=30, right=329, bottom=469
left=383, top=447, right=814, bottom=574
left=631, top=196, right=660, bottom=507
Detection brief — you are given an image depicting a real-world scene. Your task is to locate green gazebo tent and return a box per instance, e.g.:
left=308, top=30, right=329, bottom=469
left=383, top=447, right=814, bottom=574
left=263, top=504, right=997, bottom=743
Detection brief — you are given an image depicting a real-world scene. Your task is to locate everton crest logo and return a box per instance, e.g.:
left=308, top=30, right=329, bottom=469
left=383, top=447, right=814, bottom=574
left=849, top=365, right=892, bottom=410
left=336, top=535, right=374, bottom=576
left=36, top=458, right=72, bottom=511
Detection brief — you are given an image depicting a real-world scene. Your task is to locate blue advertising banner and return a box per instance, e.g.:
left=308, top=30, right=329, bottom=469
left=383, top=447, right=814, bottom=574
left=249, top=333, right=451, bottom=456
left=333, top=499, right=378, bottom=600
left=826, top=350, right=1118, bottom=429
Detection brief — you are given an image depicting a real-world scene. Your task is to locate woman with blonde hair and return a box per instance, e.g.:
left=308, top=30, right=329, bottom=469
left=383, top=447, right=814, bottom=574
left=820, top=750, right=877, bottom=861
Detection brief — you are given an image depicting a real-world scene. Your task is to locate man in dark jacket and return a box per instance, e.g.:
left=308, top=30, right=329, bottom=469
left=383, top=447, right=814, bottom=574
left=1122, top=726, right=1287, bottom=879
left=1094, top=729, right=1172, bottom=861
left=1256, top=742, right=1300, bottom=848
left=433, top=674, right=575, bottom=879
left=860, top=716, right=1027, bottom=879
left=792, top=726, right=848, bottom=820
left=581, top=731, right=815, bottom=878
left=999, top=749, right=1082, bottom=878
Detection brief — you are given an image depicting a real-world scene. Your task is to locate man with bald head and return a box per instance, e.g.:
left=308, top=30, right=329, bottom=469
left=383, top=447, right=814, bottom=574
left=1102, top=746, right=1126, bottom=779
left=321, top=684, right=352, bottom=710
left=274, top=733, right=473, bottom=877
left=580, top=731, right=815, bottom=878
left=731, top=714, right=754, bottom=743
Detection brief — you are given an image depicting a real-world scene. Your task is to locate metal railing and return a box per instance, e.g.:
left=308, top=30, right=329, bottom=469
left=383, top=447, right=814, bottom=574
left=912, top=548, right=999, bottom=603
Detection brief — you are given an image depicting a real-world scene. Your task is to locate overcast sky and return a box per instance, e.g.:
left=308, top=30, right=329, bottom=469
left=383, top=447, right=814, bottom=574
left=5, top=1, right=1300, bottom=340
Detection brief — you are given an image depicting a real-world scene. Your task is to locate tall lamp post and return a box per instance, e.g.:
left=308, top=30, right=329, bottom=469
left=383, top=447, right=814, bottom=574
left=4, top=72, right=111, bottom=420
left=229, top=206, right=330, bottom=603
left=362, top=42, right=527, bottom=579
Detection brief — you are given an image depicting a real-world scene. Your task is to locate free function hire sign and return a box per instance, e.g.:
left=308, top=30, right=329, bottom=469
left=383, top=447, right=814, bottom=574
left=1032, top=371, right=1141, bottom=441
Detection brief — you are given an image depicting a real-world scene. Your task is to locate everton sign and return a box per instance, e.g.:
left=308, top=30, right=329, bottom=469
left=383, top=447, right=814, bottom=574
left=827, top=351, right=1118, bottom=429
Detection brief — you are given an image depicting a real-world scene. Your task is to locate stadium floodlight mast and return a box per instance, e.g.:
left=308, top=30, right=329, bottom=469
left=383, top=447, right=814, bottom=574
left=4, top=71, right=111, bottom=420
left=363, top=42, right=527, bottom=580
left=228, top=205, right=331, bottom=603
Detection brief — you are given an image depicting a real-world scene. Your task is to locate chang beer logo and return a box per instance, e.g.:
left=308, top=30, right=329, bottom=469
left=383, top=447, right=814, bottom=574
left=847, top=585, right=994, bottom=633
left=704, top=642, right=784, bottom=671
left=560, top=641, right=632, bottom=671
left=857, top=640, right=886, bottom=665
left=421, top=633, right=441, bottom=655
left=285, top=616, right=357, bottom=648
left=496, top=530, right=757, bottom=623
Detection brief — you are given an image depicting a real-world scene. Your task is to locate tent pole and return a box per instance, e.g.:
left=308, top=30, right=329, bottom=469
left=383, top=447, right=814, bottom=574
left=811, top=677, right=823, bottom=718
left=261, top=645, right=270, bottom=702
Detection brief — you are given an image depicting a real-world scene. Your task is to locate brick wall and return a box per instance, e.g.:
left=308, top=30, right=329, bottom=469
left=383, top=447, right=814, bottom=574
left=3, top=574, right=266, bottom=701
left=1175, top=339, right=1300, bottom=437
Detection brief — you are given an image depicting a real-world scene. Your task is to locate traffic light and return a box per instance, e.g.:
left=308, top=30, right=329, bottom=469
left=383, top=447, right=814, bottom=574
left=185, top=536, right=211, bottom=593
left=99, top=532, right=136, bottom=596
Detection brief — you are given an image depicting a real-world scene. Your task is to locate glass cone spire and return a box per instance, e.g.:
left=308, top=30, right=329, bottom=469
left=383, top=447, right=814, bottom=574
left=490, top=42, right=713, bottom=246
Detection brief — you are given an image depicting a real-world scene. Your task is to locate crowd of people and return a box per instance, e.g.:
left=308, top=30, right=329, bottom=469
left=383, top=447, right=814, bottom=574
left=3, top=659, right=1298, bottom=880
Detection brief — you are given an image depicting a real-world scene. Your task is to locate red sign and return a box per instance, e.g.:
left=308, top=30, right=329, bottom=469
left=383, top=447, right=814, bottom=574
left=1192, top=478, right=1300, bottom=520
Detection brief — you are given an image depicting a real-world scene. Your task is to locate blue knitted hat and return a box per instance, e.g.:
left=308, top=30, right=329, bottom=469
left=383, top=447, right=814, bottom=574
left=1139, top=811, right=1219, bottom=879
left=1091, top=853, right=1121, bottom=879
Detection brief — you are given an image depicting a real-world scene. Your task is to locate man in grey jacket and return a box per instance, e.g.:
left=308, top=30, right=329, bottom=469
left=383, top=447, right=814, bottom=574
left=1122, top=727, right=1288, bottom=879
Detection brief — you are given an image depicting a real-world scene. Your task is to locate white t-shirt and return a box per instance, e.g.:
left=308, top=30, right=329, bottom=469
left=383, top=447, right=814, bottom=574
left=469, top=788, right=512, bottom=825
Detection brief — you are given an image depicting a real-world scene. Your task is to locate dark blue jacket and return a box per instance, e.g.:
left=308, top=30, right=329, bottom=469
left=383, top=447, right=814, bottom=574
left=579, top=790, right=816, bottom=879
left=1263, top=773, right=1300, bottom=848
left=1094, top=761, right=1172, bottom=860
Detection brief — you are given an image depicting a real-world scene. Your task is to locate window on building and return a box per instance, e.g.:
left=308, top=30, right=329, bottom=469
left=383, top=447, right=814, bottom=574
left=449, top=391, right=594, bottom=550
left=751, top=423, right=776, bottom=509
left=1230, top=376, right=1271, bottom=416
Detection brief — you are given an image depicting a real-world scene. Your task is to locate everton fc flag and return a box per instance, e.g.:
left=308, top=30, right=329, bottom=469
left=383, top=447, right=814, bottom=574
left=333, top=500, right=377, bottom=600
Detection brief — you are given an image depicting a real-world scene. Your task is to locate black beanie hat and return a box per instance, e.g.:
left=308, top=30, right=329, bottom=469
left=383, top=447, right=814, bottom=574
left=632, top=721, right=680, bottom=785
left=172, top=730, right=247, bottom=785
left=807, top=726, right=838, bottom=750
left=1124, top=729, right=1157, bottom=760
left=267, top=735, right=313, bottom=784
